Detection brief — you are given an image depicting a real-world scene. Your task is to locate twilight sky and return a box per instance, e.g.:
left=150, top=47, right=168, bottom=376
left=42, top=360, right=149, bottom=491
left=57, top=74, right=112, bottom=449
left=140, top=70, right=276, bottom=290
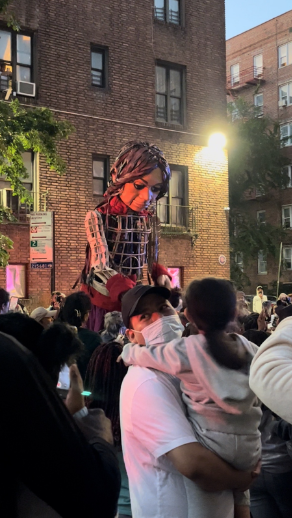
left=225, top=1, right=292, bottom=40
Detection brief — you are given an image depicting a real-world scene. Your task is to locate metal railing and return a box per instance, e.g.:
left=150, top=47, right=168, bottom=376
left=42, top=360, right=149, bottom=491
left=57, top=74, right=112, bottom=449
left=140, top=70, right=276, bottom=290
left=0, top=190, right=48, bottom=223
left=227, top=66, right=264, bottom=90
left=154, top=7, right=165, bottom=20
left=157, top=203, right=198, bottom=237
left=154, top=7, right=179, bottom=24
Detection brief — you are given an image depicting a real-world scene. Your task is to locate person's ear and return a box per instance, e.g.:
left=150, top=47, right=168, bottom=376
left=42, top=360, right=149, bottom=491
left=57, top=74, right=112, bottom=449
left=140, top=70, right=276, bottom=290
left=126, top=328, right=136, bottom=343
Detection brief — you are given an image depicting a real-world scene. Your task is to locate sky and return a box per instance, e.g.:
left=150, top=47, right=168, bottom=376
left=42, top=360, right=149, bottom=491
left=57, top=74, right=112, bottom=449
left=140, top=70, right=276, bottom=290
left=225, top=0, right=292, bottom=40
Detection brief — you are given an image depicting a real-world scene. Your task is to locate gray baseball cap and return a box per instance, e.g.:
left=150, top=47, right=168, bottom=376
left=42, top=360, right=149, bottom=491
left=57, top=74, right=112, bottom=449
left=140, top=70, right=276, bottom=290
left=121, top=285, right=170, bottom=328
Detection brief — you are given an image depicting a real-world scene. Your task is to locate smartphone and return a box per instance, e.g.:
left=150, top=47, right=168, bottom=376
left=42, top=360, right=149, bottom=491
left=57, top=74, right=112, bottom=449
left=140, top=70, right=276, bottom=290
left=9, top=296, right=18, bottom=311
left=56, top=387, right=69, bottom=400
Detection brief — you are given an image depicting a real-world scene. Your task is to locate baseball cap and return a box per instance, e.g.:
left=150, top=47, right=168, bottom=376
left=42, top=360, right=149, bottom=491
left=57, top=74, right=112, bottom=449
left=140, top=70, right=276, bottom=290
left=30, top=307, right=57, bottom=322
left=121, top=285, right=171, bottom=328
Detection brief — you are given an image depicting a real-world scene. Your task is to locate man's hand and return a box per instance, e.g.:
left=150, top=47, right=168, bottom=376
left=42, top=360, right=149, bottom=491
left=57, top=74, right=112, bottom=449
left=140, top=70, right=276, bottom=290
left=236, top=459, right=261, bottom=492
left=65, top=364, right=85, bottom=415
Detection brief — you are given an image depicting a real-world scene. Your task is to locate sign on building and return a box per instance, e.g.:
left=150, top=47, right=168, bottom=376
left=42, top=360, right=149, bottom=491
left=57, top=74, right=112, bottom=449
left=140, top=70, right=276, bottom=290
left=30, top=212, right=54, bottom=270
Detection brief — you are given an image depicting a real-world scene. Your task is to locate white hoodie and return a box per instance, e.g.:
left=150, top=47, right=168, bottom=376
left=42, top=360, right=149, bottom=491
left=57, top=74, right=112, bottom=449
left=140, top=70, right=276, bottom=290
left=250, top=316, right=292, bottom=424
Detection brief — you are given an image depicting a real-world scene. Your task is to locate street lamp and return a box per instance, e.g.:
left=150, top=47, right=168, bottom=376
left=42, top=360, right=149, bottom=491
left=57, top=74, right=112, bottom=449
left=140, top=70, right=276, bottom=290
left=208, top=133, right=226, bottom=150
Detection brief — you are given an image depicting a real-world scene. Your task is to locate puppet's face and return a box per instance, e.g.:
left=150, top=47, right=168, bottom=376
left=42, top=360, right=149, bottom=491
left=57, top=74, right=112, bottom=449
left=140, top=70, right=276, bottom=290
left=119, top=168, right=163, bottom=212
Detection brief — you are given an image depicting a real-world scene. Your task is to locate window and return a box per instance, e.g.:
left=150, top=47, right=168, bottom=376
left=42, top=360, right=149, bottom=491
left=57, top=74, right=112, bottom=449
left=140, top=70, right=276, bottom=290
left=279, top=82, right=292, bottom=106
left=282, top=165, right=292, bottom=187
left=167, top=267, right=182, bottom=288
left=253, top=54, right=263, bottom=77
left=280, top=123, right=292, bottom=147
left=0, top=152, right=37, bottom=213
left=278, top=42, right=292, bottom=68
left=257, top=210, right=266, bottom=224
left=6, top=264, right=26, bottom=297
left=230, top=63, right=239, bottom=86
left=157, top=166, right=187, bottom=226
left=283, top=247, right=292, bottom=270
left=235, top=252, right=243, bottom=272
left=0, top=30, right=32, bottom=91
left=229, top=101, right=240, bottom=121
left=154, top=0, right=180, bottom=24
left=258, top=250, right=267, bottom=274
left=156, top=64, right=184, bottom=124
left=254, top=93, right=263, bottom=115
left=282, top=205, right=292, bottom=228
left=92, top=155, right=108, bottom=196
left=91, top=47, right=107, bottom=88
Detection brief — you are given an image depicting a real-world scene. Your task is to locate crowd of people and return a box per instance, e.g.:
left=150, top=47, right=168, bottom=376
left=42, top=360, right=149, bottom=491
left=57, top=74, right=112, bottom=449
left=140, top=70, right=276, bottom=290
left=1, top=279, right=292, bottom=517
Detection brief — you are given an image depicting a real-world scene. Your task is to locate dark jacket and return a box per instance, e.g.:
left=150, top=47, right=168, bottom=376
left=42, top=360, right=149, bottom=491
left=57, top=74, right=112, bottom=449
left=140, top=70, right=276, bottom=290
left=77, top=327, right=102, bottom=380
left=0, top=332, right=120, bottom=518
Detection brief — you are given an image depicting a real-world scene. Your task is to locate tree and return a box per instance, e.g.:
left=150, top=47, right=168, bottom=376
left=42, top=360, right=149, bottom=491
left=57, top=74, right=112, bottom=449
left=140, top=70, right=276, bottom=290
left=0, top=0, right=74, bottom=267
left=228, top=98, right=290, bottom=289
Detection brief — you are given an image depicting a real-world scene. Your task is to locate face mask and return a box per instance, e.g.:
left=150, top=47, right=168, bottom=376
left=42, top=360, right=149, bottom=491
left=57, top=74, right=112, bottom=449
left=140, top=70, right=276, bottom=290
left=132, top=314, right=184, bottom=346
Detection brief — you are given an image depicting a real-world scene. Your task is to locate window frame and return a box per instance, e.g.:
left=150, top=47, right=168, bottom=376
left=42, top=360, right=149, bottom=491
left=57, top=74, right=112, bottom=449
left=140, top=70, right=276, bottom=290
left=0, top=151, right=38, bottom=213
left=258, top=250, right=267, bottom=275
left=90, top=45, right=108, bottom=89
left=257, top=210, right=266, bottom=224
left=253, top=54, right=263, bottom=78
left=283, top=246, right=292, bottom=270
left=278, top=42, right=292, bottom=68
left=254, top=93, right=263, bottom=116
left=92, top=154, right=109, bottom=197
left=230, top=63, right=240, bottom=86
left=0, top=28, right=34, bottom=91
left=235, top=252, right=244, bottom=272
left=154, top=0, right=181, bottom=25
left=279, top=81, right=292, bottom=106
left=157, top=164, right=188, bottom=226
left=282, top=205, right=292, bottom=229
left=282, top=164, right=292, bottom=188
left=280, top=122, right=292, bottom=147
left=155, top=62, right=185, bottom=125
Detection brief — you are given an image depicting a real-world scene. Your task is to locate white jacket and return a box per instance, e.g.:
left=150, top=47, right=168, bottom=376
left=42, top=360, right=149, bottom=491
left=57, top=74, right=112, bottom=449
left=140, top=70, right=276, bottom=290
left=250, top=316, right=292, bottom=424
left=253, top=295, right=267, bottom=313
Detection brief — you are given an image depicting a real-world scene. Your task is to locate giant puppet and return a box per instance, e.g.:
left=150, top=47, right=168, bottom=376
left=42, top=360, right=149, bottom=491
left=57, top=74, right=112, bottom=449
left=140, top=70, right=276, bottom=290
left=80, top=141, right=172, bottom=331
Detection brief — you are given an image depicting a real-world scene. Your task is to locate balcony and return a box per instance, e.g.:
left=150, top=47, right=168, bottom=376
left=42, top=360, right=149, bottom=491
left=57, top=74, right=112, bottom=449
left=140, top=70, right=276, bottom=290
left=227, top=66, right=265, bottom=92
left=0, top=190, right=48, bottom=223
left=157, top=203, right=199, bottom=240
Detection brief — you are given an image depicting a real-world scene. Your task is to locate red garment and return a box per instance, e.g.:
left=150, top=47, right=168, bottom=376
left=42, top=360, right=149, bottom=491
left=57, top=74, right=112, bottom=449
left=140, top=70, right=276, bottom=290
left=106, top=274, right=136, bottom=303
left=97, top=196, right=150, bottom=216
left=80, top=284, right=121, bottom=312
left=151, top=262, right=172, bottom=283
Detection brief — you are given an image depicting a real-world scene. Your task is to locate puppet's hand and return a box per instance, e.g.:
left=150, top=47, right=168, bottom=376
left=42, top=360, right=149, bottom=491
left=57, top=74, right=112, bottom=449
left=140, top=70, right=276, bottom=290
left=151, top=263, right=172, bottom=288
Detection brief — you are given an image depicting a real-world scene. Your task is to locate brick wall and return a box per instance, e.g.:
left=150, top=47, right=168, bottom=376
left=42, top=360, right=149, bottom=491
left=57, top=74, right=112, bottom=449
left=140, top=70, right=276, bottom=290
left=226, top=10, right=292, bottom=294
left=1, top=0, right=229, bottom=307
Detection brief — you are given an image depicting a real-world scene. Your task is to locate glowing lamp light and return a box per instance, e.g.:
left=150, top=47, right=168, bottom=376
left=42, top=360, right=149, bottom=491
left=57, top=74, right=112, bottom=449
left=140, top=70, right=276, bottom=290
left=208, top=133, right=226, bottom=150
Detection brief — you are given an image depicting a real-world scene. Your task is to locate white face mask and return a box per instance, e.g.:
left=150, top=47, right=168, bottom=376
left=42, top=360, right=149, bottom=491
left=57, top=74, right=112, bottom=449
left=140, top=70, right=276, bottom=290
left=132, top=314, right=184, bottom=346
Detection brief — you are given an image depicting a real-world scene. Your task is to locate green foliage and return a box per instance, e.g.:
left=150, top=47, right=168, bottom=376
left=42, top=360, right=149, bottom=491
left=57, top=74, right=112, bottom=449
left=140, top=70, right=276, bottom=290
left=0, top=0, right=19, bottom=31
left=0, top=233, right=13, bottom=267
left=0, top=206, right=16, bottom=267
left=228, top=98, right=289, bottom=288
left=0, top=100, right=74, bottom=203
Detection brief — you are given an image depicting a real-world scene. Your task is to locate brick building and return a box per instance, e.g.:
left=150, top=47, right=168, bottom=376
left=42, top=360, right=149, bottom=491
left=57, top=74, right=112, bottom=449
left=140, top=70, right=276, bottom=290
left=0, top=0, right=229, bottom=309
left=226, top=9, right=292, bottom=295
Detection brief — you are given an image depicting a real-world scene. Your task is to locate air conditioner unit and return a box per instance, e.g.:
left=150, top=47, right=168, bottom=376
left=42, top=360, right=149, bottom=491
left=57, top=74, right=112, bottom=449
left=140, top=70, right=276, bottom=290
left=279, top=99, right=288, bottom=107
left=16, top=81, right=36, bottom=97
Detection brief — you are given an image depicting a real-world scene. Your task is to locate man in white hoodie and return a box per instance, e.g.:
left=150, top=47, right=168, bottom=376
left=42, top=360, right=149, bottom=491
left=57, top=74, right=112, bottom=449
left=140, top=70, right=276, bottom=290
left=250, top=306, right=292, bottom=424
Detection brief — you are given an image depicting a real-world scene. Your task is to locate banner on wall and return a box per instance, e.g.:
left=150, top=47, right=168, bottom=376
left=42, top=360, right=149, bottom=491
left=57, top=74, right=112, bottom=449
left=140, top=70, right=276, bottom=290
left=30, top=212, right=54, bottom=270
